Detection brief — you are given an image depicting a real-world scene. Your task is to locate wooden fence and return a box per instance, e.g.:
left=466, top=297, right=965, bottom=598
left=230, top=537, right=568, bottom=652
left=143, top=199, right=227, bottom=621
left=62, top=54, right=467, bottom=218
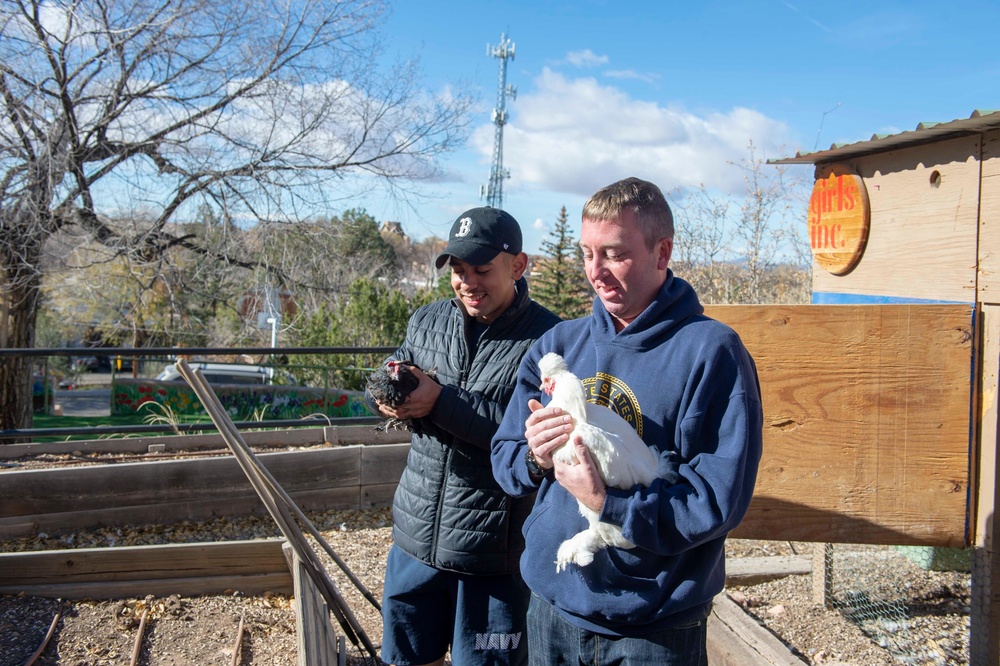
left=0, top=303, right=985, bottom=664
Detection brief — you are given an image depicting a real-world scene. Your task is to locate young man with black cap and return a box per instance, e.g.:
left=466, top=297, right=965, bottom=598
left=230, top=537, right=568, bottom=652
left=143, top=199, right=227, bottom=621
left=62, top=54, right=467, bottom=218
left=366, top=207, right=560, bottom=666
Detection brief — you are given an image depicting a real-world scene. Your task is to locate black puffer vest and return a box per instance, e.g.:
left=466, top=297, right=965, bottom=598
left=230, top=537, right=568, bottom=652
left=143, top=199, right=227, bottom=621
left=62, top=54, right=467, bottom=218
left=375, top=279, right=559, bottom=574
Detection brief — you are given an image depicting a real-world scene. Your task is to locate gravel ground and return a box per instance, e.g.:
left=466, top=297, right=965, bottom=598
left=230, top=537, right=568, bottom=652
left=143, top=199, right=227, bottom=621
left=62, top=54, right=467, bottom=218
left=1, top=593, right=299, bottom=665
left=0, top=508, right=971, bottom=665
left=724, top=539, right=970, bottom=665
left=1, top=508, right=391, bottom=666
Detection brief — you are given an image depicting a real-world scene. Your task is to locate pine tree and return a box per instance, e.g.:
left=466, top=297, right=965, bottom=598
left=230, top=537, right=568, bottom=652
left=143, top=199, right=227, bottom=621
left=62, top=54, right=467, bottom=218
left=532, top=206, right=593, bottom=319
left=288, top=277, right=436, bottom=390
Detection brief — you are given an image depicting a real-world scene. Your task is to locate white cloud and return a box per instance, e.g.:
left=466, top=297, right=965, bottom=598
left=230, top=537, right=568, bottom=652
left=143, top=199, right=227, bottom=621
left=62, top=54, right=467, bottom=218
left=565, top=49, right=608, bottom=68
left=533, top=217, right=546, bottom=231
left=605, top=69, right=660, bottom=85
left=471, top=68, right=793, bottom=198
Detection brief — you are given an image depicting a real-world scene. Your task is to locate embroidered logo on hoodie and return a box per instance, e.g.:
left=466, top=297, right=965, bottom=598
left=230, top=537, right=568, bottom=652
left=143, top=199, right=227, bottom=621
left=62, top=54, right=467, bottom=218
left=583, top=372, right=643, bottom=437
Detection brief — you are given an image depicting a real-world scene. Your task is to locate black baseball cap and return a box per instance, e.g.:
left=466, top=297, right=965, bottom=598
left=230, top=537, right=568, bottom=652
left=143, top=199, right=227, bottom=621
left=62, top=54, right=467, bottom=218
left=435, top=207, right=523, bottom=269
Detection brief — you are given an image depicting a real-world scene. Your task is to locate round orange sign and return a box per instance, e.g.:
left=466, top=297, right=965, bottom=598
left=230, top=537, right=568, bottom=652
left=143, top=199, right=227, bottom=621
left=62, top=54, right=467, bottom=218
left=807, top=167, right=870, bottom=275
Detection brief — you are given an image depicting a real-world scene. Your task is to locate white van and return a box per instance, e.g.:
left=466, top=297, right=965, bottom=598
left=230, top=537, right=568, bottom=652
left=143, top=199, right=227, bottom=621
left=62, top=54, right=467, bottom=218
left=155, top=362, right=270, bottom=385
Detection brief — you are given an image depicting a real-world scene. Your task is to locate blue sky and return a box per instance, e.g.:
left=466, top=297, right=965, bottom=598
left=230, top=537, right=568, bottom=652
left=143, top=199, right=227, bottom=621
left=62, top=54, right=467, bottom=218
left=355, top=0, right=1000, bottom=254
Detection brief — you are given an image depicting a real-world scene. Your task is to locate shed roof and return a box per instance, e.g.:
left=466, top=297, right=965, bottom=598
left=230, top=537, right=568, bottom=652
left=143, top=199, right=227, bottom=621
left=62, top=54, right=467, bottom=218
left=772, top=109, right=1000, bottom=165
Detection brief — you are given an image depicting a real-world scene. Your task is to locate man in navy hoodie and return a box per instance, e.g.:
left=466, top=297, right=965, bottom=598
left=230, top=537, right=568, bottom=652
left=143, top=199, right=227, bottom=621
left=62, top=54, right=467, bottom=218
left=491, top=177, right=763, bottom=665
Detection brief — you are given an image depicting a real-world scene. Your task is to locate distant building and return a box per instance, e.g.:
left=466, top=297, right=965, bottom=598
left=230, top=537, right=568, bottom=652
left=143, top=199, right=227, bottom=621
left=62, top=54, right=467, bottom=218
left=380, top=221, right=406, bottom=238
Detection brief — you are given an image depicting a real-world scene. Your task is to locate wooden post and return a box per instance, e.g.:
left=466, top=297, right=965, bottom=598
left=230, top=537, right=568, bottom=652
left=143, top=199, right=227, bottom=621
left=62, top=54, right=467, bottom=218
left=811, top=543, right=833, bottom=607
left=284, top=542, right=339, bottom=666
left=972, top=304, right=1000, bottom=664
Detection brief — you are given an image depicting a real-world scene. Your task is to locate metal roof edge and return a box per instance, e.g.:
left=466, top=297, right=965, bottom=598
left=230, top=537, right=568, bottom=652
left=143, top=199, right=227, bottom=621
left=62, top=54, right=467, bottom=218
left=770, top=109, right=1000, bottom=165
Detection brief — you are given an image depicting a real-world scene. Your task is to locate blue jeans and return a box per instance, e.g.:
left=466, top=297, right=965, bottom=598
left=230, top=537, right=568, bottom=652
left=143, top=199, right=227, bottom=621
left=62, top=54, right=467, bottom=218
left=527, top=593, right=708, bottom=666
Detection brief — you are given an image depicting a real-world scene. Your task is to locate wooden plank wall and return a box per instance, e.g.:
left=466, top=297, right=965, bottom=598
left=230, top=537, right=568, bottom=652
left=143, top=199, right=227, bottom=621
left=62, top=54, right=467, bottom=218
left=971, top=304, right=1000, bottom=663
left=710, top=304, right=973, bottom=546
left=811, top=137, right=981, bottom=303
left=0, top=539, right=291, bottom=599
left=0, top=443, right=410, bottom=539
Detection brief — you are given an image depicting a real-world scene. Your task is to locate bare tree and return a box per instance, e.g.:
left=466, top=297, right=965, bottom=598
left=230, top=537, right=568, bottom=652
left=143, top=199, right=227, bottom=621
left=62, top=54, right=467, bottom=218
left=41, top=212, right=254, bottom=350
left=0, top=0, right=474, bottom=430
left=252, top=210, right=397, bottom=316
left=380, top=224, right=447, bottom=293
left=670, top=142, right=811, bottom=306
left=670, top=184, right=732, bottom=304
left=731, top=141, right=808, bottom=304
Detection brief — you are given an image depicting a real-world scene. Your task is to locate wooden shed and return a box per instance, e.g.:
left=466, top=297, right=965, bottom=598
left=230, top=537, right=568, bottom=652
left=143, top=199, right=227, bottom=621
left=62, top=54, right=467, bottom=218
left=778, top=108, right=1000, bottom=305
left=773, top=109, right=1000, bottom=664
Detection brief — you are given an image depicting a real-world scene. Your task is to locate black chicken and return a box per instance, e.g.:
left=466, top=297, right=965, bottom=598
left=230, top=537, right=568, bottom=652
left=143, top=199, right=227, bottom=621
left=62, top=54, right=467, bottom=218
left=366, top=360, right=433, bottom=431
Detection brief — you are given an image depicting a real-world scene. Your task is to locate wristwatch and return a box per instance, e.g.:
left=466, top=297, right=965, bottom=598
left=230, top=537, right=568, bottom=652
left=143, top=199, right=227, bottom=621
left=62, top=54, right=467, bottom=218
left=525, top=449, right=551, bottom=478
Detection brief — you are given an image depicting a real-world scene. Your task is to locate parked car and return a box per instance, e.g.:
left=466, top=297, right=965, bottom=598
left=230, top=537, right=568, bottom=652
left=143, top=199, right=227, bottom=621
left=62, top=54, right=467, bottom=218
left=70, top=354, right=121, bottom=372
left=155, top=362, right=270, bottom=385
left=70, top=354, right=102, bottom=372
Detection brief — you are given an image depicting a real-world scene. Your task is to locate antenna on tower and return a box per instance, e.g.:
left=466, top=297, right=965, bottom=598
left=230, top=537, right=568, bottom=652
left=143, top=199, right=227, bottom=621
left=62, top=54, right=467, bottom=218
left=480, top=32, right=516, bottom=210
left=813, top=102, right=842, bottom=151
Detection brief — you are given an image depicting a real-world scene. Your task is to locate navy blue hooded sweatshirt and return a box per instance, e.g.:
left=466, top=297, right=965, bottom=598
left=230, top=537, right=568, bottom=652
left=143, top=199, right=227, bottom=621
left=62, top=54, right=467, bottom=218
left=491, top=271, right=763, bottom=636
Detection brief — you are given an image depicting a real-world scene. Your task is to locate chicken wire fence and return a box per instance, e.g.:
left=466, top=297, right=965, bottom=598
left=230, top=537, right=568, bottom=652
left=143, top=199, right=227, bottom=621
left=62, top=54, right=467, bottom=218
left=815, top=543, right=971, bottom=665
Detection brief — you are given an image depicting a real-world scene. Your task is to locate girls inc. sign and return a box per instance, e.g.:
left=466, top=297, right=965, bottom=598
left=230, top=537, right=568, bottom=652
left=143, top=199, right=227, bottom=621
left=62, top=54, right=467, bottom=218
left=808, top=168, right=870, bottom=275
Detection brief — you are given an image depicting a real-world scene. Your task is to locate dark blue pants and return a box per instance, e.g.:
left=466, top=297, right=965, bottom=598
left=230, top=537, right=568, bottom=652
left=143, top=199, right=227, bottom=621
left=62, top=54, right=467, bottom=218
left=381, top=545, right=529, bottom=666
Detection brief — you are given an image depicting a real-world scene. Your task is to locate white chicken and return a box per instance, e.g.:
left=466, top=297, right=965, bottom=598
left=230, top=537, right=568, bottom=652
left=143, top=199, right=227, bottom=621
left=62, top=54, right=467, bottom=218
left=538, top=352, right=659, bottom=572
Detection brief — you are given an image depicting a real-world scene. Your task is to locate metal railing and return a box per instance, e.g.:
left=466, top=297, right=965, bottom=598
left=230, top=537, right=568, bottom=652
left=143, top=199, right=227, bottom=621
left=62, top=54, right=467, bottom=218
left=0, top=345, right=396, bottom=442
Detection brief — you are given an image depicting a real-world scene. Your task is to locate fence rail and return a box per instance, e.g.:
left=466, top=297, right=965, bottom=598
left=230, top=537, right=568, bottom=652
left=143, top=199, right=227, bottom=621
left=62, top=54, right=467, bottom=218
left=0, top=345, right=396, bottom=357
left=1, top=345, right=397, bottom=442
left=0, top=416, right=381, bottom=441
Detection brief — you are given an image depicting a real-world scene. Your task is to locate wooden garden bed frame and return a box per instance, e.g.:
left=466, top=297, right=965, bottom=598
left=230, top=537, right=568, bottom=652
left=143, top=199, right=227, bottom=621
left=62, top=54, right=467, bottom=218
left=0, top=536, right=811, bottom=665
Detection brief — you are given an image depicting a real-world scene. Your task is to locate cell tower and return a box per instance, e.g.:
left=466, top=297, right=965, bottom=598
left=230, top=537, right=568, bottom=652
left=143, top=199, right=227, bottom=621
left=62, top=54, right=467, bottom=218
left=480, top=33, right=516, bottom=210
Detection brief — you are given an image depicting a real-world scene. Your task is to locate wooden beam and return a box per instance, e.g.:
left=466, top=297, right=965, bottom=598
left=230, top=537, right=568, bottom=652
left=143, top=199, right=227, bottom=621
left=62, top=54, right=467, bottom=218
left=971, top=304, right=1000, bottom=663
left=725, top=556, right=811, bottom=586
left=0, top=425, right=408, bottom=459
left=811, top=544, right=833, bottom=607
left=0, top=486, right=364, bottom=542
left=708, top=592, right=807, bottom=665
left=979, top=132, right=1000, bottom=301
left=1, top=573, right=293, bottom=600
left=0, top=447, right=361, bottom=515
left=0, top=540, right=292, bottom=599
left=361, top=442, right=409, bottom=486
left=0, top=447, right=372, bottom=539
